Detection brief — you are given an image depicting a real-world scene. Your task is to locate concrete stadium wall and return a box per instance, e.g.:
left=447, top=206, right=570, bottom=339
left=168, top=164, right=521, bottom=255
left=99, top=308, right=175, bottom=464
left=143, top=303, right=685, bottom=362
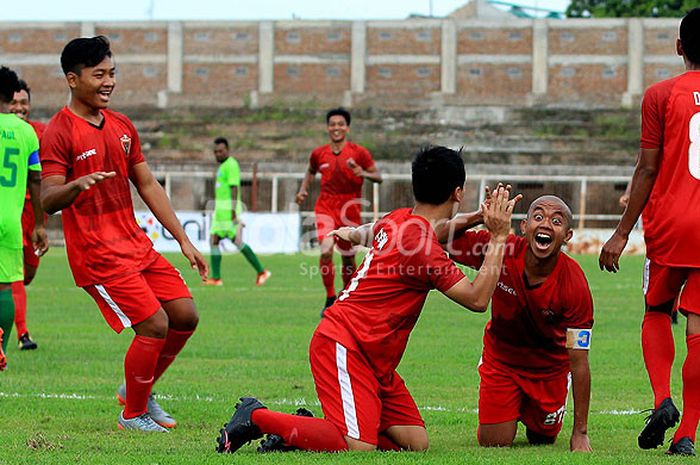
left=0, top=18, right=685, bottom=110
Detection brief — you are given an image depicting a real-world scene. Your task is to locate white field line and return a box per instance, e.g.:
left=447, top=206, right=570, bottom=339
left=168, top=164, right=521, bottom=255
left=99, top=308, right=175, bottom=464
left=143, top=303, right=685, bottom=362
left=0, top=392, right=644, bottom=416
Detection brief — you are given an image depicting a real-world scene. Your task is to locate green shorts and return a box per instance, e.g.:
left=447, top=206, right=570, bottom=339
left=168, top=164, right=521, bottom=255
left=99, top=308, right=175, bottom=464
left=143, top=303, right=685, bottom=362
left=0, top=245, right=23, bottom=283
left=211, top=221, right=237, bottom=240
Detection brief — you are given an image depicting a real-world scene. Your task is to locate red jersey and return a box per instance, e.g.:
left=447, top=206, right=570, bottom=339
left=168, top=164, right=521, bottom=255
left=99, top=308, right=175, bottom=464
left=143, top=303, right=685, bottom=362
left=317, top=208, right=465, bottom=380
left=41, top=107, right=154, bottom=287
left=640, top=71, right=700, bottom=267
left=309, top=142, right=375, bottom=199
left=451, top=231, right=594, bottom=375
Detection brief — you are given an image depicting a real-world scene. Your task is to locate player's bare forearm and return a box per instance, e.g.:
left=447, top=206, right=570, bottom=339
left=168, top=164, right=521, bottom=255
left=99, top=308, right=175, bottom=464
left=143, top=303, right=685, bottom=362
left=569, top=349, right=592, bottom=451
left=363, top=167, right=383, bottom=184
left=295, top=170, right=316, bottom=204
left=330, top=223, right=374, bottom=247
left=230, top=185, right=238, bottom=222
left=28, top=171, right=45, bottom=226
left=616, top=148, right=659, bottom=236
left=133, top=165, right=188, bottom=244
left=436, top=210, right=483, bottom=244
left=41, top=176, right=84, bottom=214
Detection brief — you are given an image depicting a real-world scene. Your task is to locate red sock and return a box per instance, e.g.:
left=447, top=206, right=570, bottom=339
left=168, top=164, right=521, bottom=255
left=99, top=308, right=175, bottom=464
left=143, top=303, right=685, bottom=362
left=641, top=311, right=674, bottom=408
left=11, top=281, right=27, bottom=337
left=320, top=257, right=335, bottom=298
left=152, top=328, right=194, bottom=383
left=674, top=334, right=700, bottom=443
left=123, top=335, right=166, bottom=419
left=377, top=433, right=402, bottom=451
left=341, top=261, right=356, bottom=288
left=252, top=408, right=348, bottom=451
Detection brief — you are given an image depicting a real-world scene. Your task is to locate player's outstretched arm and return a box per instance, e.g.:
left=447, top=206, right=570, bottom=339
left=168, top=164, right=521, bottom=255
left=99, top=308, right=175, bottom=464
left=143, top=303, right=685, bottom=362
left=130, top=162, right=208, bottom=280
left=599, top=148, right=659, bottom=273
left=41, top=171, right=116, bottom=214
left=435, top=210, right=483, bottom=244
left=328, top=223, right=374, bottom=247
left=443, top=187, right=521, bottom=312
left=568, top=348, right=592, bottom=452
left=27, top=171, right=48, bottom=256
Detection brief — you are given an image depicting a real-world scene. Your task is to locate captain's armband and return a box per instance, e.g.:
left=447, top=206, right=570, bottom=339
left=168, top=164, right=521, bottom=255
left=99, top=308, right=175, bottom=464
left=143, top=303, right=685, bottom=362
left=566, top=328, right=592, bottom=350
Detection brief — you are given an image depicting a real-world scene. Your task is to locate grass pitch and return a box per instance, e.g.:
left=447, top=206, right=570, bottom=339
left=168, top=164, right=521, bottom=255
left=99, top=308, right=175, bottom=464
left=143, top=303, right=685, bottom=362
left=0, top=251, right=691, bottom=464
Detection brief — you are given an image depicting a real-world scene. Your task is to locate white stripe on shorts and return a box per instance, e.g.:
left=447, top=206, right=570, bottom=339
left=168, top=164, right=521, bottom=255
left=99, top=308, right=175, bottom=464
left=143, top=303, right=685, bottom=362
left=335, top=342, right=360, bottom=440
left=94, top=284, right=132, bottom=329
left=643, top=258, right=650, bottom=295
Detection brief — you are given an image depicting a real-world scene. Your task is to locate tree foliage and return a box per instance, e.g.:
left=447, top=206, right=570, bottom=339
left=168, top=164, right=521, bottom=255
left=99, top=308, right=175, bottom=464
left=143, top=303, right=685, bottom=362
left=566, top=0, right=697, bottom=18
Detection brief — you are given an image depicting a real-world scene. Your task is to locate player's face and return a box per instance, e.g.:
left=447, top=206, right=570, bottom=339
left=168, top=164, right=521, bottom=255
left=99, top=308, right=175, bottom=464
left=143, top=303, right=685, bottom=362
left=520, top=201, right=573, bottom=259
left=213, top=143, right=229, bottom=162
left=69, top=56, right=116, bottom=111
left=327, top=115, right=349, bottom=143
left=9, top=89, right=30, bottom=121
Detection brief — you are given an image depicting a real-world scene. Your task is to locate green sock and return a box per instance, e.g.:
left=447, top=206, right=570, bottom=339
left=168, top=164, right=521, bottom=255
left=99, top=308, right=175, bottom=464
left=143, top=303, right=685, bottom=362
left=240, top=244, right=264, bottom=274
left=210, top=247, right=222, bottom=280
left=0, top=288, right=15, bottom=352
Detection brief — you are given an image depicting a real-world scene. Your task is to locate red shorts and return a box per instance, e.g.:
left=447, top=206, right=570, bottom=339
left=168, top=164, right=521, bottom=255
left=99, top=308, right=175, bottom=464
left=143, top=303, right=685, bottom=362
left=643, top=259, right=700, bottom=315
left=478, top=355, right=570, bottom=438
left=83, top=252, right=192, bottom=333
left=314, top=195, right=362, bottom=253
left=309, top=332, right=424, bottom=445
left=21, top=205, right=40, bottom=269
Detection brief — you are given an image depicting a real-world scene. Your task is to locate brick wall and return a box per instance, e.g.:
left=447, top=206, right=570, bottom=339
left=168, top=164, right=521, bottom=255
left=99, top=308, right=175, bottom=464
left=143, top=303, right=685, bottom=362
left=0, top=18, right=690, bottom=110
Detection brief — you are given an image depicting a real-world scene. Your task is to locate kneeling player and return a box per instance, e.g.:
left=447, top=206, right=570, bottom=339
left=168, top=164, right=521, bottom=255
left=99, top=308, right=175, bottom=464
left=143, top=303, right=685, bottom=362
left=448, top=195, right=593, bottom=452
left=216, top=146, right=520, bottom=453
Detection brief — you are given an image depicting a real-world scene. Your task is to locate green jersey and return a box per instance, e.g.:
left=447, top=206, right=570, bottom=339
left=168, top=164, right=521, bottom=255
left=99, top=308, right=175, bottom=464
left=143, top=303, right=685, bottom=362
left=0, top=113, right=40, bottom=250
left=214, top=157, right=242, bottom=223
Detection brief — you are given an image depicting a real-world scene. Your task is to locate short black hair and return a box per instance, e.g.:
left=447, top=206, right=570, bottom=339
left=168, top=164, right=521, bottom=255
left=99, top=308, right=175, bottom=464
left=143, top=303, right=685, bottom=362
left=61, top=36, right=112, bottom=75
left=680, top=8, right=700, bottom=65
left=214, top=137, right=229, bottom=148
left=326, top=107, right=351, bottom=126
left=412, top=145, right=466, bottom=205
left=17, top=79, right=31, bottom=101
left=0, top=66, right=21, bottom=103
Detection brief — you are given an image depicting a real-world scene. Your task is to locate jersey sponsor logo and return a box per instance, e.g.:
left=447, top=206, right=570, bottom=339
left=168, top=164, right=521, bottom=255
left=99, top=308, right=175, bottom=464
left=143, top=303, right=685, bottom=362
left=120, top=134, right=132, bottom=156
left=566, top=328, right=592, bottom=350
left=497, top=281, right=517, bottom=296
left=76, top=148, right=97, bottom=161
left=319, top=162, right=330, bottom=170
left=694, top=91, right=700, bottom=106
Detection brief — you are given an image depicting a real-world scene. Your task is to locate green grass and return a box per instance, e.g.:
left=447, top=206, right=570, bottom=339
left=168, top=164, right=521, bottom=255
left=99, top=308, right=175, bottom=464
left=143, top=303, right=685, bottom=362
left=0, top=251, right=691, bottom=464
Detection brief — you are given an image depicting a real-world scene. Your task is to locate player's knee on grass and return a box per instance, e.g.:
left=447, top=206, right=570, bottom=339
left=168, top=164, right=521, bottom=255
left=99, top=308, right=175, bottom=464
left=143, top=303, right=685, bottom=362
left=162, top=298, right=199, bottom=331
left=525, top=428, right=557, bottom=445
left=133, top=308, right=169, bottom=338
left=384, top=425, right=429, bottom=451
left=345, top=437, right=377, bottom=451
left=478, top=423, right=517, bottom=447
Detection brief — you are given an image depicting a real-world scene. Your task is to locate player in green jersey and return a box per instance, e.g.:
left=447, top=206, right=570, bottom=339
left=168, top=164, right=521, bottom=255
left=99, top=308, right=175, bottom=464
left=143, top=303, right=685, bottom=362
left=0, top=66, right=48, bottom=370
left=205, top=137, right=271, bottom=287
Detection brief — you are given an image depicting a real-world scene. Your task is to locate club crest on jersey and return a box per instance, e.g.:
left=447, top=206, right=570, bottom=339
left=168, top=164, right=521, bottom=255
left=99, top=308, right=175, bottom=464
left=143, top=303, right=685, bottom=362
left=120, top=134, right=132, bottom=156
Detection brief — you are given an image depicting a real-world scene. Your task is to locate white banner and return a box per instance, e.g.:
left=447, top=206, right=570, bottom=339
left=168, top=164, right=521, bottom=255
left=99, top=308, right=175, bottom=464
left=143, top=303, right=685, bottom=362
left=135, top=211, right=300, bottom=254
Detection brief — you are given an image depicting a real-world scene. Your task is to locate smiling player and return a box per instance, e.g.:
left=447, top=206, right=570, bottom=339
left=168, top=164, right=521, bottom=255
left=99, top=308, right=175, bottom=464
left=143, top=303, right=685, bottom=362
left=40, top=36, right=207, bottom=432
left=295, top=108, right=382, bottom=313
left=448, top=195, right=594, bottom=452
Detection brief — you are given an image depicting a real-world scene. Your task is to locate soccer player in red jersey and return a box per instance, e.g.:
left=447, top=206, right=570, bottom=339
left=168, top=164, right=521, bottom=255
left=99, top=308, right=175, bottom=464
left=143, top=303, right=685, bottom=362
left=216, top=146, right=520, bottom=454
left=40, top=36, right=207, bottom=432
left=9, top=79, right=47, bottom=350
left=600, top=8, right=700, bottom=456
left=295, top=108, right=382, bottom=312
left=448, top=195, right=593, bottom=452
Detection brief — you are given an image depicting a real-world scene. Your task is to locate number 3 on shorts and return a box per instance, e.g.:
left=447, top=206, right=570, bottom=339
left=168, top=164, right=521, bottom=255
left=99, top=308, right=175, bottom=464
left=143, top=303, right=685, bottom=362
left=690, top=112, right=700, bottom=180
